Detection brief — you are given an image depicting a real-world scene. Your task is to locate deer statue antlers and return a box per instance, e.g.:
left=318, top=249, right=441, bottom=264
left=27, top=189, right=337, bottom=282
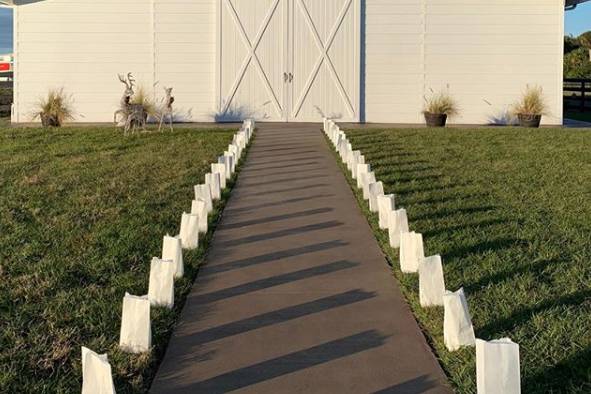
left=114, top=72, right=147, bottom=136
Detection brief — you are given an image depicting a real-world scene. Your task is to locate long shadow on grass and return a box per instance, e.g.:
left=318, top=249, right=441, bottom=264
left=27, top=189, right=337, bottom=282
left=521, top=346, right=591, bottom=393
left=463, top=258, right=558, bottom=294
left=478, top=289, right=591, bottom=338
left=443, top=237, right=526, bottom=260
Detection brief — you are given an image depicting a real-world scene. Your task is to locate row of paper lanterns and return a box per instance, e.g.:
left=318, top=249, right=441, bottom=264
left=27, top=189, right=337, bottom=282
left=323, top=119, right=520, bottom=394
left=80, top=120, right=255, bottom=394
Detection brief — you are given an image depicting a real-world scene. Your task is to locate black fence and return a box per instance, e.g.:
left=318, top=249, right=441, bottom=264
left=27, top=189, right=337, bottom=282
left=564, top=78, right=591, bottom=112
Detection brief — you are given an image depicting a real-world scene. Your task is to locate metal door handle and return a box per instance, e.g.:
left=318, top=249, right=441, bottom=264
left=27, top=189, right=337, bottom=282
left=288, top=73, right=293, bottom=83
left=283, top=72, right=288, bottom=82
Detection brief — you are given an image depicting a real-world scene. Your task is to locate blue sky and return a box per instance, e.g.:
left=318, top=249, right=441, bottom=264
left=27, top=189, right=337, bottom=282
left=0, top=4, right=590, bottom=54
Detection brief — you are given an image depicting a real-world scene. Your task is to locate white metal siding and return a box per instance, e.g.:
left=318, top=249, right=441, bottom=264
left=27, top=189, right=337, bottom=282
left=13, top=0, right=563, bottom=125
left=364, top=0, right=564, bottom=125
left=14, top=0, right=215, bottom=123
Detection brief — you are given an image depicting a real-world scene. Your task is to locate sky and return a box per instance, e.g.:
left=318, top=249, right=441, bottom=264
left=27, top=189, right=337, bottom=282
left=0, top=4, right=590, bottom=54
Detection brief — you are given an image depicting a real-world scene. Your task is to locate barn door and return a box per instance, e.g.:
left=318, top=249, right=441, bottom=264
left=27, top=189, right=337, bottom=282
left=217, top=0, right=288, bottom=121
left=288, top=0, right=360, bottom=122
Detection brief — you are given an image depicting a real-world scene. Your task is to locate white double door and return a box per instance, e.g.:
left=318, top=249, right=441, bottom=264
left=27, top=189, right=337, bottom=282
left=217, top=0, right=360, bottom=122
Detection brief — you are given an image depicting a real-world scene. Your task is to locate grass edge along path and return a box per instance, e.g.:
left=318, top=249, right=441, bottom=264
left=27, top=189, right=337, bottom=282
left=327, top=125, right=591, bottom=394
left=135, top=127, right=255, bottom=392
left=0, top=125, right=253, bottom=393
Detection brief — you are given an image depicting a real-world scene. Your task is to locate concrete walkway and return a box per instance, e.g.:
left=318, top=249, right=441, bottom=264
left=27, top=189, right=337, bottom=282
left=150, top=123, right=451, bottom=394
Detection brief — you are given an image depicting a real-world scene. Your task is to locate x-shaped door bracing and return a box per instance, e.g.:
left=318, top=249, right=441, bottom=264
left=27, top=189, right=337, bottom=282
left=292, top=0, right=355, bottom=119
left=221, top=0, right=283, bottom=117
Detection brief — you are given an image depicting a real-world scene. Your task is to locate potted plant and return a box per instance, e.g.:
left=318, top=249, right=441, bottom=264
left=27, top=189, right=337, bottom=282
left=33, top=88, right=74, bottom=127
left=511, top=85, right=549, bottom=128
left=423, top=90, right=459, bottom=127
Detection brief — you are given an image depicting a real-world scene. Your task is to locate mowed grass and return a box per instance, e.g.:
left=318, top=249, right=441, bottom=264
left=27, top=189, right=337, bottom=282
left=0, top=126, right=237, bottom=393
left=341, top=127, right=591, bottom=393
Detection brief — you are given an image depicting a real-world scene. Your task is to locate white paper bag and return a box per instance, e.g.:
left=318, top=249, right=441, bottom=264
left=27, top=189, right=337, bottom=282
left=377, top=194, right=395, bottom=229
left=179, top=212, right=199, bottom=250
left=119, top=293, right=151, bottom=353
left=191, top=199, right=208, bottom=234
left=368, top=181, right=384, bottom=213
left=211, top=163, right=227, bottom=189
left=205, top=172, right=221, bottom=200
left=388, top=208, right=408, bottom=248
left=399, top=231, right=424, bottom=273
left=81, top=347, right=116, bottom=394
left=356, top=164, right=370, bottom=188
left=476, top=338, right=521, bottom=394
left=419, top=255, right=446, bottom=307
left=443, top=288, right=475, bottom=351
left=219, top=155, right=233, bottom=178
left=148, top=258, right=175, bottom=308
left=194, top=184, right=213, bottom=214
left=362, top=172, right=376, bottom=200
left=352, top=155, right=365, bottom=179
left=162, top=235, right=183, bottom=278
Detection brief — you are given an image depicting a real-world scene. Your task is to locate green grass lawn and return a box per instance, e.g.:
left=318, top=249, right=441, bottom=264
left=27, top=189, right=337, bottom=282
left=341, top=127, right=591, bottom=393
left=0, top=126, right=237, bottom=392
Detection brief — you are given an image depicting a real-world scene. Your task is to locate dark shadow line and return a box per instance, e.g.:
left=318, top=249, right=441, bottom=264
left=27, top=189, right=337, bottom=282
left=411, top=205, right=497, bottom=221
left=181, top=330, right=388, bottom=393
left=186, top=290, right=376, bottom=345
left=478, top=289, right=591, bottom=337
left=253, top=150, right=318, bottom=159
left=463, top=258, right=557, bottom=294
left=239, top=167, right=326, bottom=180
left=225, top=194, right=334, bottom=214
left=372, top=374, right=441, bottom=394
left=444, top=237, right=525, bottom=260
left=244, top=156, right=323, bottom=167
left=422, top=218, right=508, bottom=238
left=201, top=240, right=348, bottom=276
left=242, top=175, right=329, bottom=188
left=221, top=207, right=334, bottom=230
left=192, top=260, right=358, bottom=304
left=244, top=161, right=320, bottom=172
left=255, top=146, right=316, bottom=153
left=218, top=220, right=343, bottom=248
left=241, top=183, right=326, bottom=197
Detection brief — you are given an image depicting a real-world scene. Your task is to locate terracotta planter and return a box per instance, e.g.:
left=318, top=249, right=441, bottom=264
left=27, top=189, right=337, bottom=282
left=41, top=113, right=61, bottom=127
left=424, top=112, right=447, bottom=127
left=517, top=114, right=542, bottom=128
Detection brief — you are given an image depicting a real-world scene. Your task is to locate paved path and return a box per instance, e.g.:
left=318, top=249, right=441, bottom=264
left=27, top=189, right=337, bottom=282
left=150, top=123, right=451, bottom=393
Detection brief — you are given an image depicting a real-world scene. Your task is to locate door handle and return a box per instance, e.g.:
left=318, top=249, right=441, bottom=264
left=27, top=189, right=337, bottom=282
left=288, top=73, right=293, bottom=83
left=283, top=72, right=288, bottom=83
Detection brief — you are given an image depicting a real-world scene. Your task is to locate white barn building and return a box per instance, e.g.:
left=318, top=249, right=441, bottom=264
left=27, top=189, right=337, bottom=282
left=0, top=0, right=584, bottom=124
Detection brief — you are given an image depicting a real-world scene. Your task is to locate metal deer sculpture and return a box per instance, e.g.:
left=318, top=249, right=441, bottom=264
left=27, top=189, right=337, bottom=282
left=158, top=87, right=175, bottom=132
left=114, top=73, right=147, bottom=135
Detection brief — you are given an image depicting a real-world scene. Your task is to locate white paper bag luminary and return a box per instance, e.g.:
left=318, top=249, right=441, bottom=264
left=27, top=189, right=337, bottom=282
left=191, top=199, right=208, bottom=234
left=194, top=184, right=213, bottom=213
left=362, top=172, right=376, bottom=200
left=179, top=212, right=199, bottom=250
left=399, top=231, right=424, bottom=273
left=356, top=164, right=370, bottom=188
left=418, top=255, right=446, bottom=307
left=388, top=208, right=409, bottom=248
left=148, top=258, right=175, bottom=308
left=81, top=347, right=116, bottom=394
left=162, top=235, right=183, bottom=278
left=443, top=288, right=476, bottom=351
left=476, top=338, right=521, bottom=394
left=368, top=181, right=384, bottom=213
left=205, top=172, right=221, bottom=200
left=377, top=194, right=395, bottom=229
left=219, top=155, right=233, bottom=178
left=211, top=163, right=227, bottom=189
left=119, top=293, right=151, bottom=353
